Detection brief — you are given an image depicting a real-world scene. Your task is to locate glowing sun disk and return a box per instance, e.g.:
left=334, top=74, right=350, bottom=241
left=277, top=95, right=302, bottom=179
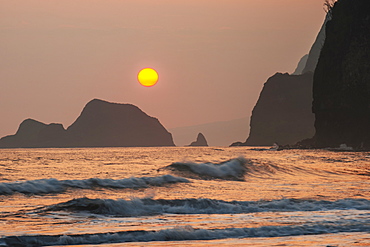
left=138, top=68, right=159, bottom=87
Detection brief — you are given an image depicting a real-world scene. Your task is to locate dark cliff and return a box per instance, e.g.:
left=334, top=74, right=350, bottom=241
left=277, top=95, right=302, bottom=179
left=188, top=133, right=208, bottom=147
left=312, top=0, right=370, bottom=148
left=302, top=14, right=330, bottom=74
left=0, top=99, right=175, bottom=148
left=292, top=54, right=309, bottom=75
left=242, top=73, right=315, bottom=146
left=231, top=13, right=328, bottom=147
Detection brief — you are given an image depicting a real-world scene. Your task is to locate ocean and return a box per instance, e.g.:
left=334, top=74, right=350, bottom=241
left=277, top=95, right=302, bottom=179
left=0, top=147, right=369, bottom=246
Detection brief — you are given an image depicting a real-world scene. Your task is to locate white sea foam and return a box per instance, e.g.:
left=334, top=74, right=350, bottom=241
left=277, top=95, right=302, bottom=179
left=43, top=197, right=370, bottom=217
left=169, top=156, right=249, bottom=180
left=3, top=219, right=370, bottom=246
left=0, top=175, right=189, bottom=195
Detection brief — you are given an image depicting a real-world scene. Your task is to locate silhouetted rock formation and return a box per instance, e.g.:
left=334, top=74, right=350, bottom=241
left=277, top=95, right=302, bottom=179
left=169, top=117, right=249, bottom=146
left=312, top=0, right=370, bottom=149
left=188, top=133, right=208, bottom=147
left=0, top=119, right=66, bottom=148
left=236, top=73, right=315, bottom=146
left=66, top=99, right=175, bottom=147
left=0, top=99, right=175, bottom=148
left=231, top=13, right=329, bottom=147
left=293, top=14, right=329, bottom=76
left=301, top=15, right=330, bottom=74
left=292, top=54, right=308, bottom=75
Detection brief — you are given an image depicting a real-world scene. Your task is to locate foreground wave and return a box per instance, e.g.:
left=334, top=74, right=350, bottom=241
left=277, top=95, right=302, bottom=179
left=3, top=220, right=370, bottom=246
left=0, top=175, right=189, bottom=195
left=40, top=197, right=370, bottom=217
left=168, top=157, right=249, bottom=180
left=166, top=156, right=316, bottom=180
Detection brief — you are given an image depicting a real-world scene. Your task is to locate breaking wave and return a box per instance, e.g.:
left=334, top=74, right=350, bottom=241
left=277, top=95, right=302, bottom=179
left=167, top=157, right=249, bottom=180
left=40, top=197, right=370, bottom=217
left=3, top=220, right=370, bottom=246
left=166, top=156, right=302, bottom=180
left=0, top=175, right=189, bottom=195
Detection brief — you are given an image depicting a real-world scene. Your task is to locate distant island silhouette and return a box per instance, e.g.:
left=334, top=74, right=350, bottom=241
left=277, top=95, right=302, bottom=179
left=0, top=99, right=175, bottom=148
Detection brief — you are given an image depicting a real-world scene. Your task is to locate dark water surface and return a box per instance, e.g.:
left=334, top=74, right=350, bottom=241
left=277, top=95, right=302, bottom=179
left=0, top=147, right=369, bottom=246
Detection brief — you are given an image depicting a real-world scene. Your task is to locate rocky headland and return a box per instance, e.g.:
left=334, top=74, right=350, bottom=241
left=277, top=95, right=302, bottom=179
left=231, top=13, right=327, bottom=147
left=240, top=72, right=315, bottom=146
left=238, top=0, right=370, bottom=150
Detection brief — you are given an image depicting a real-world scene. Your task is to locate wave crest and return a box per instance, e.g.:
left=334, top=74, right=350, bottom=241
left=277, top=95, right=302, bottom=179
left=168, top=156, right=249, bottom=180
left=0, top=175, right=189, bottom=195
left=3, top=220, right=370, bottom=246
left=40, top=197, right=370, bottom=217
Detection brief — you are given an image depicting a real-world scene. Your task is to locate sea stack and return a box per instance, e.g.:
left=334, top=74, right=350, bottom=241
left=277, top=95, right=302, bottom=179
left=312, top=0, right=370, bottom=148
left=188, top=133, right=208, bottom=147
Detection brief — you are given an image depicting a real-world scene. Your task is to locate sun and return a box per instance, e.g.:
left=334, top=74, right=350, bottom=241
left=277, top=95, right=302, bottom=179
left=137, top=68, right=159, bottom=87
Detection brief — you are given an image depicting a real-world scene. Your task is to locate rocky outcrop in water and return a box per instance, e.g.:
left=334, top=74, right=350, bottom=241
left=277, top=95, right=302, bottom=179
left=0, top=99, right=175, bottom=148
left=188, top=133, right=208, bottom=147
left=312, top=0, right=370, bottom=148
left=169, top=118, right=249, bottom=147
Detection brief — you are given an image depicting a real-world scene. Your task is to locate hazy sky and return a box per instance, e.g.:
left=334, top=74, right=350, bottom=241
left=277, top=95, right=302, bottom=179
left=1, top=0, right=326, bottom=138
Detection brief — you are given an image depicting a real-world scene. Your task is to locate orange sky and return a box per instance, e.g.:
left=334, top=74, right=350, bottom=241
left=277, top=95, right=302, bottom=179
left=0, top=0, right=326, bottom=138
